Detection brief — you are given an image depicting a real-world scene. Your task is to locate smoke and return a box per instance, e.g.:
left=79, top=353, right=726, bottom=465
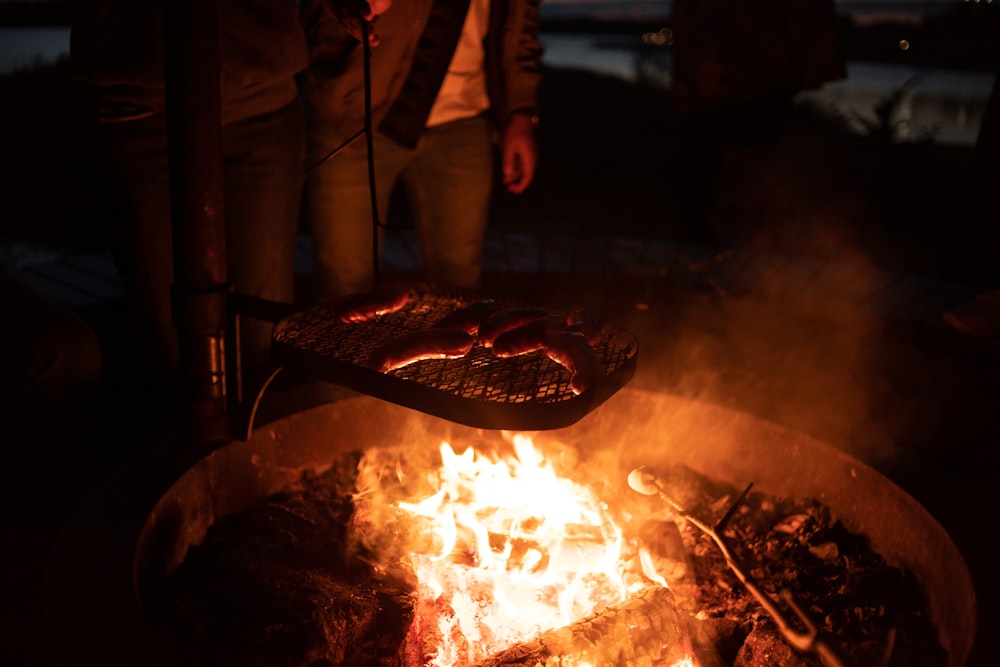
left=619, top=115, right=921, bottom=475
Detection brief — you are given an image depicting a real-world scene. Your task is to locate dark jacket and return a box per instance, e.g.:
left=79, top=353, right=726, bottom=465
left=301, top=0, right=543, bottom=143
left=70, top=0, right=309, bottom=124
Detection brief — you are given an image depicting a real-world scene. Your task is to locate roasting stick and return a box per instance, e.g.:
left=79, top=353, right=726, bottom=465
left=628, top=467, right=851, bottom=667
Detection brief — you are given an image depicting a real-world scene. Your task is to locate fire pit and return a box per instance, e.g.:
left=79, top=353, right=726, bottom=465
left=40, top=388, right=975, bottom=666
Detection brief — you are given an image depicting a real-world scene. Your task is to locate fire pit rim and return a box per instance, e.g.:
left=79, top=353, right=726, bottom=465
left=42, top=388, right=977, bottom=667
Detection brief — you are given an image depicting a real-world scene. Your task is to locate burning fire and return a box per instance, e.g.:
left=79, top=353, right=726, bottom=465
left=354, top=434, right=697, bottom=666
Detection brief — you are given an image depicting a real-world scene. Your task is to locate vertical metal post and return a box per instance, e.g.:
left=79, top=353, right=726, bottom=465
left=163, top=0, right=231, bottom=447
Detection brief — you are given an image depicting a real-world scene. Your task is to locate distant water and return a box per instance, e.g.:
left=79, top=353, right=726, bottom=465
left=2, top=23, right=993, bottom=146
left=0, top=27, right=69, bottom=74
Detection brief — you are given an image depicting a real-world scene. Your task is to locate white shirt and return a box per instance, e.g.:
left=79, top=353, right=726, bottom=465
left=426, top=0, right=491, bottom=127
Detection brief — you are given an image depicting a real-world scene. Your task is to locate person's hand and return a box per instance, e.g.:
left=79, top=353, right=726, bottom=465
left=502, top=112, right=538, bottom=195
left=330, top=0, right=392, bottom=47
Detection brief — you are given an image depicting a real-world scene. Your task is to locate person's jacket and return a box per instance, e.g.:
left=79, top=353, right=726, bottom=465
left=301, top=0, right=543, bottom=144
left=70, top=0, right=309, bottom=125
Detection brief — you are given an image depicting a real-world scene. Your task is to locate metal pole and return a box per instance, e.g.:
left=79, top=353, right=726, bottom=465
left=163, top=0, right=231, bottom=447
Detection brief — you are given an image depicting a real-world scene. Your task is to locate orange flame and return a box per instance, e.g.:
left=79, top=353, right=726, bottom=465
left=399, top=435, right=631, bottom=664
left=355, top=434, right=694, bottom=666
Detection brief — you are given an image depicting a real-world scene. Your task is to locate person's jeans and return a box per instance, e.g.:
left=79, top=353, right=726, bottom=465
left=305, top=113, right=493, bottom=302
left=96, top=99, right=305, bottom=374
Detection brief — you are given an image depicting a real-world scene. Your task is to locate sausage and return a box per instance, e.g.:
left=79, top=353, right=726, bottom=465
left=490, top=315, right=566, bottom=358
left=431, top=299, right=500, bottom=335
left=336, top=283, right=411, bottom=323
left=478, top=306, right=552, bottom=348
left=368, top=328, right=475, bottom=373
left=542, top=330, right=605, bottom=395
left=565, top=308, right=604, bottom=345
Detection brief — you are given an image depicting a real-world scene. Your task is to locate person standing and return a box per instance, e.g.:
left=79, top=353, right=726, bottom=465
left=70, top=0, right=310, bottom=391
left=300, top=0, right=543, bottom=302
left=669, top=0, right=845, bottom=245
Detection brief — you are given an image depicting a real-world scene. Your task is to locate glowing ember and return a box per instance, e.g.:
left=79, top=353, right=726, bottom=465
left=354, top=434, right=686, bottom=666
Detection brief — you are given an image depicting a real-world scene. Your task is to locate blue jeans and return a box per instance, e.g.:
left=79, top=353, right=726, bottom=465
left=95, top=99, right=305, bottom=373
left=305, top=114, right=494, bottom=302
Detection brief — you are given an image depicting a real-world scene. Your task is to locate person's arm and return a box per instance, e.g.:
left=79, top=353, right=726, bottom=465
left=500, top=0, right=543, bottom=194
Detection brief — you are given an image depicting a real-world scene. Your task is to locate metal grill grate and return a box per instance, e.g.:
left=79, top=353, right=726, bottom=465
left=271, top=284, right=639, bottom=429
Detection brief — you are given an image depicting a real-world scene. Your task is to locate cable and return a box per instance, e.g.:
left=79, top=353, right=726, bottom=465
left=303, top=127, right=365, bottom=178
left=360, top=19, right=381, bottom=286
left=303, top=15, right=385, bottom=287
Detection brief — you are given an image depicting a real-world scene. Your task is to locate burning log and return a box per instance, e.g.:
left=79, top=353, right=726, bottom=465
left=165, top=451, right=417, bottom=667
left=473, top=585, right=693, bottom=667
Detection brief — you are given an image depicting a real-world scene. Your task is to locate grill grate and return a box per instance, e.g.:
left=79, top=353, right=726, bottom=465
left=271, top=284, right=638, bottom=429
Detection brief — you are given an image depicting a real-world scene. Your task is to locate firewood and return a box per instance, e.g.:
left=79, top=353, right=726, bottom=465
left=629, top=466, right=850, bottom=667
left=473, top=585, right=694, bottom=667
left=163, top=454, right=950, bottom=667
left=165, top=451, right=416, bottom=667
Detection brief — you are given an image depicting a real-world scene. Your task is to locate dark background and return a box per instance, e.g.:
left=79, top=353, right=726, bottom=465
left=1, top=2, right=997, bottom=666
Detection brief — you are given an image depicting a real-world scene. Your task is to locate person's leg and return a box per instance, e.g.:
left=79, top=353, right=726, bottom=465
left=305, top=120, right=410, bottom=303
left=403, top=115, right=494, bottom=291
left=223, top=100, right=306, bottom=367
